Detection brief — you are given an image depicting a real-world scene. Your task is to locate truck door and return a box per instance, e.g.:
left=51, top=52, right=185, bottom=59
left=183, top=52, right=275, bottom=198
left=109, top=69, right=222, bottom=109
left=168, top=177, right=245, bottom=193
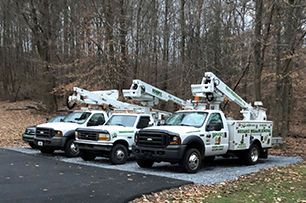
left=204, top=113, right=228, bottom=156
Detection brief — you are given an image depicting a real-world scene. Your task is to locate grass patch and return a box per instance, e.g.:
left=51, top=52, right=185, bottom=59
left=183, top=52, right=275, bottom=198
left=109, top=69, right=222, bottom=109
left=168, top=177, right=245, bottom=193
left=206, top=164, right=306, bottom=203
left=133, top=163, right=306, bottom=203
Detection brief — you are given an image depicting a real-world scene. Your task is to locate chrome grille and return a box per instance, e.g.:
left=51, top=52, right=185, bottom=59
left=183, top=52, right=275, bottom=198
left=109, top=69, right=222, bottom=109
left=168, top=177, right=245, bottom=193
left=36, top=128, right=54, bottom=138
left=78, top=130, right=98, bottom=141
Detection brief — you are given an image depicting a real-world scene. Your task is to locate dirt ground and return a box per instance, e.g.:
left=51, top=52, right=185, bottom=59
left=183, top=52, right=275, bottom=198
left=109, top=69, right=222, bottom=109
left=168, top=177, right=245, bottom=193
left=0, top=100, right=46, bottom=147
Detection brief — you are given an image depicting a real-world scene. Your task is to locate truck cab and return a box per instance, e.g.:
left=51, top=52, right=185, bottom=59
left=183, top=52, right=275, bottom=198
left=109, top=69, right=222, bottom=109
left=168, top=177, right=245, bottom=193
left=133, top=109, right=272, bottom=173
left=74, top=113, right=154, bottom=164
left=34, top=110, right=108, bottom=157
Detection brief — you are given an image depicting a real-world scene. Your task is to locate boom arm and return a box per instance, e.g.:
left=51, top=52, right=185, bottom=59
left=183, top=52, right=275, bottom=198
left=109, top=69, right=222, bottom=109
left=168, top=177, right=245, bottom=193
left=67, top=87, right=143, bottom=111
left=191, top=72, right=267, bottom=120
left=122, top=80, right=192, bottom=108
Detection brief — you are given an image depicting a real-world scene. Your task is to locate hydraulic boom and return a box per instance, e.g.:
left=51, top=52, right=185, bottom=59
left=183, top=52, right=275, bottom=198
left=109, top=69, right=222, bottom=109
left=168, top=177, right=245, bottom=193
left=191, top=72, right=267, bottom=121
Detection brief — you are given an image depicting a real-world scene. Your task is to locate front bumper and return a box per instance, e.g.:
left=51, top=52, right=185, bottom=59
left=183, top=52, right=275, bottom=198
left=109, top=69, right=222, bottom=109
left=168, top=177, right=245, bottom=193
left=132, top=144, right=187, bottom=163
left=22, top=133, right=35, bottom=143
left=74, top=140, right=113, bottom=152
left=34, top=136, right=67, bottom=149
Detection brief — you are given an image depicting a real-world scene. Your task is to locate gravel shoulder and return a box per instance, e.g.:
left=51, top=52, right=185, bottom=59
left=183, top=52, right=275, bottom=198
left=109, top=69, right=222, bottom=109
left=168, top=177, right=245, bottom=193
left=8, top=147, right=303, bottom=185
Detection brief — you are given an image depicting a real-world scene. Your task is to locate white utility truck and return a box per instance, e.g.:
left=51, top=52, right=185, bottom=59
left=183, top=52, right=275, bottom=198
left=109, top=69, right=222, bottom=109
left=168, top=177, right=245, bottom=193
left=34, top=89, right=130, bottom=157
left=133, top=72, right=273, bottom=173
left=74, top=80, right=191, bottom=164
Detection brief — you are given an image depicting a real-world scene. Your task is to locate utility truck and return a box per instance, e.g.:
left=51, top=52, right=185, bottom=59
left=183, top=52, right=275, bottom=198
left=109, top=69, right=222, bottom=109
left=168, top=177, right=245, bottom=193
left=133, top=72, right=273, bottom=173
left=34, top=89, right=126, bottom=157
left=74, top=80, right=191, bottom=164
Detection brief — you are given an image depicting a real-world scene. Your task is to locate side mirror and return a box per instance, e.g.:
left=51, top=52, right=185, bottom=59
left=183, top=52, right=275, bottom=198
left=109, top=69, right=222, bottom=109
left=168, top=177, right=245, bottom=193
left=206, top=122, right=222, bottom=131
left=148, top=121, right=154, bottom=127
left=45, top=117, right=49, bottom=122
left=60, top=118, right=64, bottom=122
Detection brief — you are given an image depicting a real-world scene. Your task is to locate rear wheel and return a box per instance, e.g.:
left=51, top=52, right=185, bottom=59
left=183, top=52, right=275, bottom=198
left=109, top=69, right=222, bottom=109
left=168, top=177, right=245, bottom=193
left=180, top=148, right=202, bottom=173
left=65, top=139, right=80, bottom=158
left=80, top=151, right=96, bottom=161
left=136, top=159, right=154, bottom=168
left=110, top=144, right=128, bottom=165
left=242, top=144, right=260, bottom=165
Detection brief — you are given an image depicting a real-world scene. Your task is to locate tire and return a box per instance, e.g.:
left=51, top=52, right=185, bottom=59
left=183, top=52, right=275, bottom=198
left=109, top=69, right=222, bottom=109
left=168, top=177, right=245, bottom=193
left=65, top=139, right=80, bottom=158
left=180, top=148, right=202, bottom=173
left=29, top=142, right=37, bottom=149
left=205, top=156, right=215, bottom=162
left=110, top=144, right=128, bottom=165
left=243, top=144, right=260, bottom=165
left=136, top=159, right=154, bottom=168
left=80, top=151, right=96, bottom=161
left=40, top=147, right=54, bottom=154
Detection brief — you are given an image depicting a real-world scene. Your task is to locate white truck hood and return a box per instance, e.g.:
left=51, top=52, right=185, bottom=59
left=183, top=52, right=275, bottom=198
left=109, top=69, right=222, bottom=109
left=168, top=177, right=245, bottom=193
left=37, top=122, right=81, bottom=134
left=79, top=125, right=135, bottom=134
left=144, top=125, right=201, bottom=135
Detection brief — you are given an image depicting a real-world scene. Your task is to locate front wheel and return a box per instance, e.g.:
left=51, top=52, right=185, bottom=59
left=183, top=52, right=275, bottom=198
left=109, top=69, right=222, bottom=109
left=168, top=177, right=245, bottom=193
left=110, top=144, right=128, bottom=165
left=65, top=139, right=80, bottom=158
left=136, top=159, right=154, bottom=168
left=180, top=148, right=202, bottom=173
left=29, top=142, right=37, bottom=149
left=40, top=147, right=54, bottom=154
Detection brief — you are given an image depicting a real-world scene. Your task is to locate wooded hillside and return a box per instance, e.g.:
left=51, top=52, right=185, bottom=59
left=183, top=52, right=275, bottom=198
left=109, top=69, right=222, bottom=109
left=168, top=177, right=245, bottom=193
left=0, top=0, right=305, bottom=137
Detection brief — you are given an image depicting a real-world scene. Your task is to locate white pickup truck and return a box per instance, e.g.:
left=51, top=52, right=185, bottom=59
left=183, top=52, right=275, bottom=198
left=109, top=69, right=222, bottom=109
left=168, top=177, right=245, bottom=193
left=74, top=113, right=154, bottom=164
left=34, top=110, right=108, bottom=157
left=133, top=109, right=272, bottom=173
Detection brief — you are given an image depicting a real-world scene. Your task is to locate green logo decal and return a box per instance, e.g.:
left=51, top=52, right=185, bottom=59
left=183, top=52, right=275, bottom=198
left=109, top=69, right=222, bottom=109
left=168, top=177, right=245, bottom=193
left=118, top=131, right=134, bottom=133
left=212, top=145, right=224, bottom=151
left=152, top=89, right=162, bottom=97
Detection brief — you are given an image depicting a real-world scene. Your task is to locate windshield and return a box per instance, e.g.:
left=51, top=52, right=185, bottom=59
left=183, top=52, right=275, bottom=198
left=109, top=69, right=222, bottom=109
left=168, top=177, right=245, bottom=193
left=48, top=115, right=65, bottom=123
left=165, top=112, right=208, bottom=128
left=63, top=112, right=91, bottom=124
left=105, top=115, right=137, bottom=127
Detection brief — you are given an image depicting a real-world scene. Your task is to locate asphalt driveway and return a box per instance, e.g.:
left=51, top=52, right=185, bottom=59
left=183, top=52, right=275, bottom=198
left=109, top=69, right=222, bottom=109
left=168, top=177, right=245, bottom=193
left=0, top=149, right=189, bottom=203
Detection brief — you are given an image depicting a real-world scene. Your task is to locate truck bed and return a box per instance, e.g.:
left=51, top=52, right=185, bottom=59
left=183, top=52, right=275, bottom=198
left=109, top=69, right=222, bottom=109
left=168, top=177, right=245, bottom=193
left=227, top=120, right=273, bottom=151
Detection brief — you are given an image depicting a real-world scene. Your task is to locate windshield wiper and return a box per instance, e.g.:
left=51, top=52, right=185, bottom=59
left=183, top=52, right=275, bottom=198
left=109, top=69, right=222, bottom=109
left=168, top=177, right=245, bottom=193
left=179, top=123, right=193, bottom=127
left=113, top=123, right=126, bottom=127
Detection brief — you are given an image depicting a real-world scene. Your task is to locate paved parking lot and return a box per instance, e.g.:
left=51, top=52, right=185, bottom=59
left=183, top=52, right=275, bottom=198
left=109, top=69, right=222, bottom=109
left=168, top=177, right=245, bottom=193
left=0, top=148, right=189, bottom=203
left=8, top=147, right=303, bottom=184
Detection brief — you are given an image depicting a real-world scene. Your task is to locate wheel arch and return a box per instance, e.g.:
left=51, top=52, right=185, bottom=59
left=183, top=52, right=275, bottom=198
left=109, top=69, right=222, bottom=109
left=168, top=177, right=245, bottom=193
left=182, top=135, right=205, bottom=156
left=113, top=139, right=130, bottom=150
left=251, top=139, right=262, bottom=150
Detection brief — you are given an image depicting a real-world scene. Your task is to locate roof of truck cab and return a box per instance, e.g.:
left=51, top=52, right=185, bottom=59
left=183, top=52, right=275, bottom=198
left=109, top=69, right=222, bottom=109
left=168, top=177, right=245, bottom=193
left=73, top=109, right=107, bottom=114
left=176, top=109, right=223, bottom=113
left=110, top=112, right=152, bottom=117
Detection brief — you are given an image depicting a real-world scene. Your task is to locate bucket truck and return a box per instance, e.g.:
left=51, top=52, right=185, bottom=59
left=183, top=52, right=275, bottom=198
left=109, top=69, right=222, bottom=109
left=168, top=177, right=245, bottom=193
left=34, top=88, right=134, bottom=157
left=133, top=72, right=273, bottom=173
left=74, top=80, right=191, bottom=164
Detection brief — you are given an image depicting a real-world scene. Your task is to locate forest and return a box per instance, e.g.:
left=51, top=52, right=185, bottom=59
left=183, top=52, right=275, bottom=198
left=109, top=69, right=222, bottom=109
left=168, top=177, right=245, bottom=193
left=0, top=0, right=305, bottom=137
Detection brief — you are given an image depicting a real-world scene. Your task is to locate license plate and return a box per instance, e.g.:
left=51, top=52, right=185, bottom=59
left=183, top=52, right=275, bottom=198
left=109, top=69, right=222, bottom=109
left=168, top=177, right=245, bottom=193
left=37, top=141, right=43, bottom=146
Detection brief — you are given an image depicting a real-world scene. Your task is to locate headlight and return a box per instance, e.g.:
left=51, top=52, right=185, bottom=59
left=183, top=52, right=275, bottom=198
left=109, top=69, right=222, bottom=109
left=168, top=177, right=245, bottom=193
left=169, top=135, right=181, bottom=145
left=25, top=128, right=35, bottom=135
left=98, top=133, right=110, bottom=141
left=54, top=130, right=63, bottom=137
left=75, top=131, right=79, bottom=138
left=134, top=132, right=139, bottom=143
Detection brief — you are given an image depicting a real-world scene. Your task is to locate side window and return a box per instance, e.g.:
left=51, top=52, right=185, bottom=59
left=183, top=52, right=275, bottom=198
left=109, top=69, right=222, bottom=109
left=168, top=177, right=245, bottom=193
left=206, top=113, right=224, bottom=131
left=87, top=113, right=105, bottom=126
left=136, top=116, right=151, bottom=129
